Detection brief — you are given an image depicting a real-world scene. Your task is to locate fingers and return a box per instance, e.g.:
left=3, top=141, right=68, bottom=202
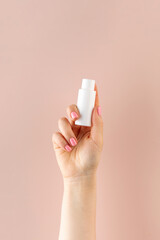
left=58, top=117, right=78, bottom=148
left=94, top=83, right=100, bottom=107
left=52, top=116, right=78, bottom=152
left=52, top=105, right=80, bottom=153
left=66, top=104, right=80, bottom=125
left=66, top=104, right=81, bottom=137
left=52, top=131, right=72, bottom=152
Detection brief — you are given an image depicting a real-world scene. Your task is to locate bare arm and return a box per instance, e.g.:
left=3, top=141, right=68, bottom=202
left=52, top=84, right=103, bottom=240
left=59, top=175, right=96, bottom=240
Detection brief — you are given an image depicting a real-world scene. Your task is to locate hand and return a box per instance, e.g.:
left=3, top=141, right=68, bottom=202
left=52, top=84, right=103, bottom=181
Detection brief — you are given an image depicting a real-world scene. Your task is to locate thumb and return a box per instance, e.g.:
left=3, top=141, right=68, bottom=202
left=90, top=84, right=103, bottom=151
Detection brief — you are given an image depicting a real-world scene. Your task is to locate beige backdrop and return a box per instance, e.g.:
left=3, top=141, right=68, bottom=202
left=0, top=0, right=160, bottom=239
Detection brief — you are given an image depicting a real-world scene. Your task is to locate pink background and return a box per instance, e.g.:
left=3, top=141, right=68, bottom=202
left=0, top=0, right=160, bottom=239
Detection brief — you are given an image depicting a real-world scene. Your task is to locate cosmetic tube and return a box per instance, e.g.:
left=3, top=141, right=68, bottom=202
left=75, top=79, right=96, bottom=127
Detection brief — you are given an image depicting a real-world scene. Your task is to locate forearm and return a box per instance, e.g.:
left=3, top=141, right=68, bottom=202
left=59, top=174, right=97, bottom=240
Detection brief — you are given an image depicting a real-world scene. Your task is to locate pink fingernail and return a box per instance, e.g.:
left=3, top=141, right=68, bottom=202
left=65, top=145, right=72, bottom=152
left=70, top=137, right=77, bottom=146
left=97, top=106, right=101, bottom=116
left=71, top=112, right=78, bottom=119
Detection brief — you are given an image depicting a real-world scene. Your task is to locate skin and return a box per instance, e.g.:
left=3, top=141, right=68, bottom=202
left=52, top=83, right=103, bottom=240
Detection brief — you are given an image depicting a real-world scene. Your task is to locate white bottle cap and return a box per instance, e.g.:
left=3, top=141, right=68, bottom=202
left=81, top=79, right=95, bottom=91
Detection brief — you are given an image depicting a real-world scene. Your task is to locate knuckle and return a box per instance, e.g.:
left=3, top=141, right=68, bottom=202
left=60, top=140, right=65, bottom=146
left=67, top=104, right=77, bottom=113
left=58, top=117, right=66, bottom=126
left=52, top=131, right=58, bottom=142
left=70, top=104, right=77, bottom=108
left=66, top=106, right=71, bottom=114
left=72, top=104, right=77, bottom=109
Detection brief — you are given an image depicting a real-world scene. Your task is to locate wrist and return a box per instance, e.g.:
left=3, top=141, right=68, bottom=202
left=63, top=174, right=97, bottom=189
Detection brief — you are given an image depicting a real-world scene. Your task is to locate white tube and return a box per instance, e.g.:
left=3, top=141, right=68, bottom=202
left=75, top=79, right=96, bottom=127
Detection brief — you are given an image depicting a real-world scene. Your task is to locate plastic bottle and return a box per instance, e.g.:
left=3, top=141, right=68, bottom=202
left=75, top=79, right=96, bottom=127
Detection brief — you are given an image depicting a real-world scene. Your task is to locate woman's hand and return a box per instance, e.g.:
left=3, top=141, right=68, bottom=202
left=52, top=84, right=103, bottom=181
left=52, top=83, right=103, bottom=240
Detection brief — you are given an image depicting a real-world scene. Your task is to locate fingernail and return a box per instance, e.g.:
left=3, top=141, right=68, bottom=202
left=97, top=106, right=101, bottom=116
left=70, top=137, right=77, bottom=146
left=65, top=145, right=72, bottom=152
left=71, top=112, right=78, bottom=119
